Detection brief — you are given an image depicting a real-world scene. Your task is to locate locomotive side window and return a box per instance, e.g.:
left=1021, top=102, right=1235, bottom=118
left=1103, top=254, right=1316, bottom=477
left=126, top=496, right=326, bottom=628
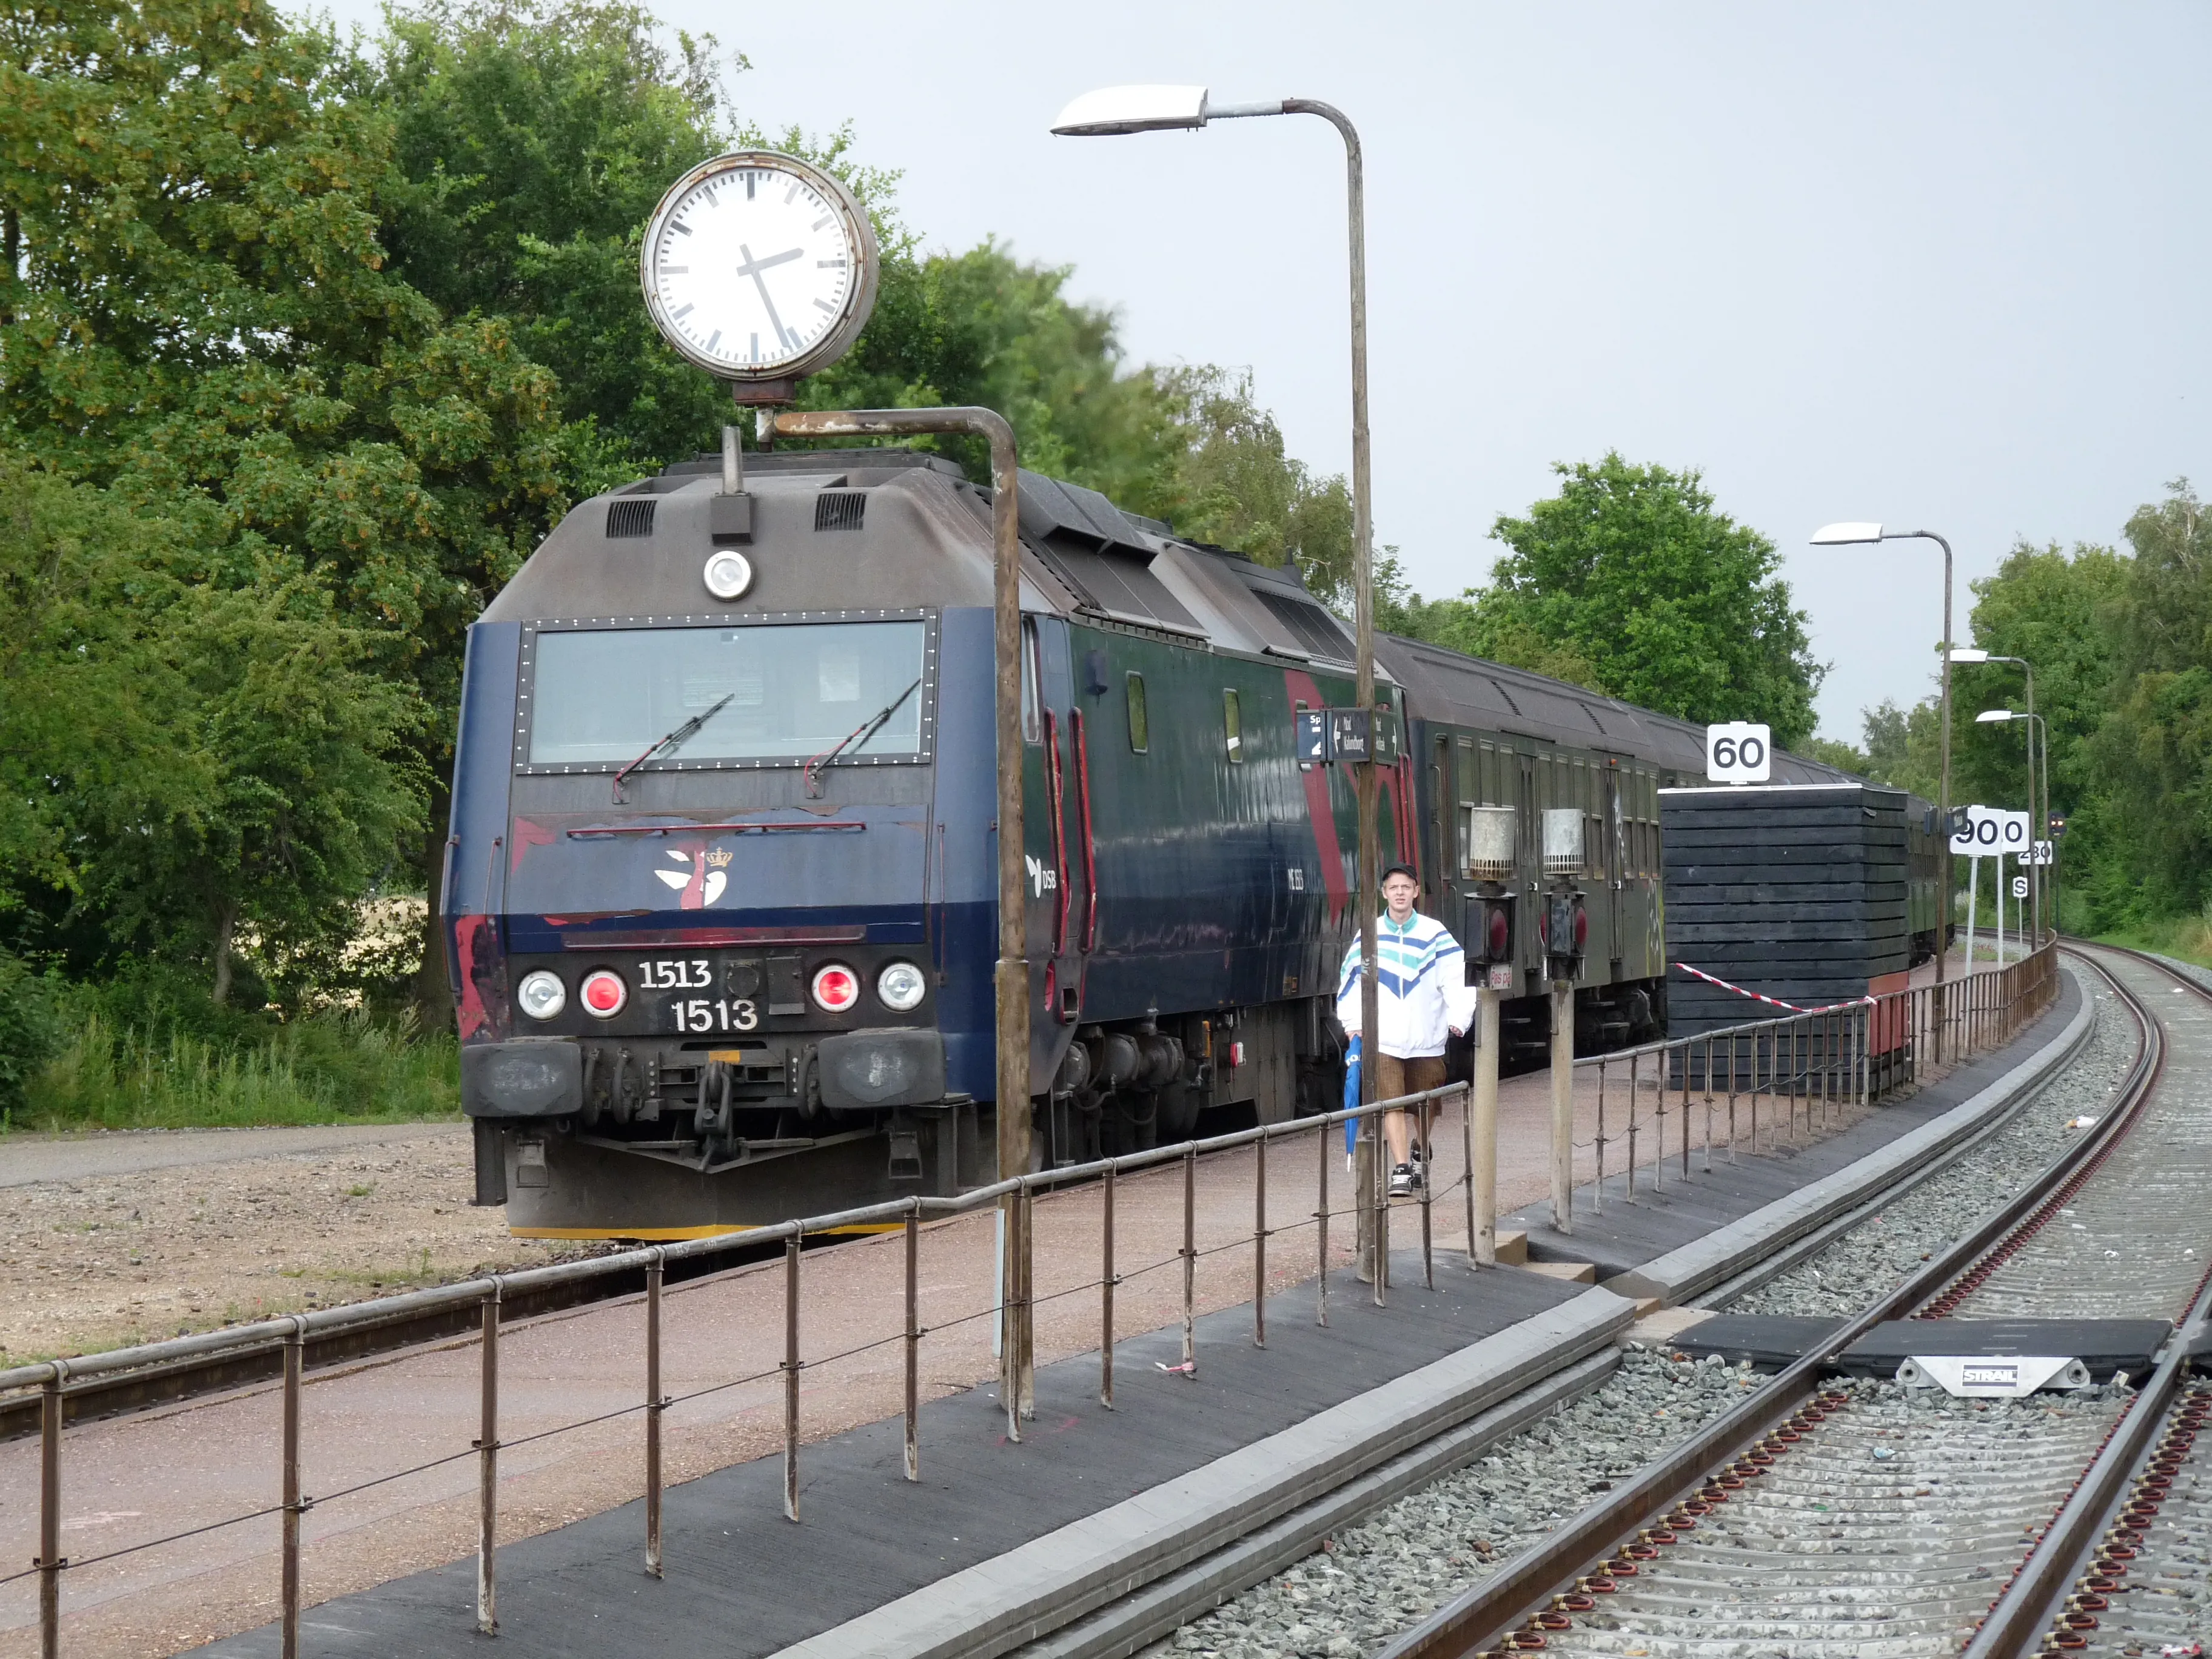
left=527, top=620, right=927, bottom=765
left=1125, top=672, right=1148, bottom=753
left=1021, top=619, right=1041, bottom=745
left=1222, top=689, right=1242, bottom=763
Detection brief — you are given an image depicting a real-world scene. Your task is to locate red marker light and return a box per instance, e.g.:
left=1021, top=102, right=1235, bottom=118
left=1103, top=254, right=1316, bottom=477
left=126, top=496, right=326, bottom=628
left=1487, top=908, right=1509, bottom=959
left=811, top=964, right=859, bottom=1013
left=1574, top=905, right=1589, bottom=950
left=580, top=969, right=628, bottom=1017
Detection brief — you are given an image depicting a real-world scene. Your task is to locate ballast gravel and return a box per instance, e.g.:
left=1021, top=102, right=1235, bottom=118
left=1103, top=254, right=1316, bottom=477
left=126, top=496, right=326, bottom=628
left=1141, top=1349, right=1763, bottom=1659
left=1726, top=972, right=2136, bottom=1321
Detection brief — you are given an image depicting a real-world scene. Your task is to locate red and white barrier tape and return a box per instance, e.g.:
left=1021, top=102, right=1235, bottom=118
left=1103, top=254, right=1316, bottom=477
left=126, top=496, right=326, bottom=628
left=1671, top=960, right=1875, bottom=1017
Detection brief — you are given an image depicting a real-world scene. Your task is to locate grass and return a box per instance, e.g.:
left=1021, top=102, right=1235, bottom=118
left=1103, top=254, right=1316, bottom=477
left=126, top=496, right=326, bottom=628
left=7, top=1003, right=460, bottom=1134
left=2092, top=899, right=2212, bottom=972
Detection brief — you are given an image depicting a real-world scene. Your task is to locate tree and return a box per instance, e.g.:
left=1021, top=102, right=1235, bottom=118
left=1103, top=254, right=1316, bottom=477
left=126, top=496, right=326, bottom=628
left=2080, top=481, right=2212, bottom=922
left=0, top=459, right=423, bottom=999
left=1, top=0, right=562, bottom=1004
left=1467, top=454, right=1825, bottom=746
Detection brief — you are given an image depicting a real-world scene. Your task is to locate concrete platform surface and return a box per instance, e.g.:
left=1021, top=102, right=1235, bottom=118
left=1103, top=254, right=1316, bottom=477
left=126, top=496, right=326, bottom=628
left=190, top=1258, right=1603, bottom=1658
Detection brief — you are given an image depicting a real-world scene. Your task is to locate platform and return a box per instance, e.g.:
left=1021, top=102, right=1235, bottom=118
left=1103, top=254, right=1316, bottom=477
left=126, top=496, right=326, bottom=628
left=1502, top=965, right=2086, bottom=1284
left=178, top=973, right=2083, bottom=1659
left=191, top=1257, right=1606, bottom=1658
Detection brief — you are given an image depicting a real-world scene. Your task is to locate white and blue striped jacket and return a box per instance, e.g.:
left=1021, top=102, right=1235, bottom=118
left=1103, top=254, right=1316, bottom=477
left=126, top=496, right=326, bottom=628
left=1334, top=910, right=1479, bottom=1059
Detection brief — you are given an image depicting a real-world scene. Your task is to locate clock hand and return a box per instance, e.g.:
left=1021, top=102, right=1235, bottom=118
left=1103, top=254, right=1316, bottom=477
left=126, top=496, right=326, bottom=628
left=737, top=242, right=799, bottom=349
left=734, top=246, right=803, bottom=278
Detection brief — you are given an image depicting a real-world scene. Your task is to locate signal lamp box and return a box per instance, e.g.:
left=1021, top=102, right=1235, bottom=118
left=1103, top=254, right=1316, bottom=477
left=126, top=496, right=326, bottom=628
left=1659, top=783, right=1914, bottom=1050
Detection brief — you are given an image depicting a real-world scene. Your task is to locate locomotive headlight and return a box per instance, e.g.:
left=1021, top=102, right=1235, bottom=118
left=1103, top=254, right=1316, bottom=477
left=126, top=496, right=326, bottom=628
left=580, top=968, right=628, bottom=1018
left=810, top=963, right=860, bottom=1013
left=876, top=961, right=927, bottom=1013
left=517, top=970, right=567, bottom=1021
left=702, top=549, right=753, bottom=601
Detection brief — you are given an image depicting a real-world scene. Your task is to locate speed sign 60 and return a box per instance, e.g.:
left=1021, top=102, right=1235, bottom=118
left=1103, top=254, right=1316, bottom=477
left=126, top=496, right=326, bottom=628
left=1706, top=721, right=1772, bottom=785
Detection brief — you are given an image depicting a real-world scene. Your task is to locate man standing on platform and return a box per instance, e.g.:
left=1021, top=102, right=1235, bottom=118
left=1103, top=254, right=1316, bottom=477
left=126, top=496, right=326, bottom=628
left=1336, top=864, right=1477, bottom=1195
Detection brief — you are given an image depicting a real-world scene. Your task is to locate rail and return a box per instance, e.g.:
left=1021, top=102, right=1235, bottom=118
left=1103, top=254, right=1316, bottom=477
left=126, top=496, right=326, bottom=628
left=2, top=942, right=2061, bottom=1657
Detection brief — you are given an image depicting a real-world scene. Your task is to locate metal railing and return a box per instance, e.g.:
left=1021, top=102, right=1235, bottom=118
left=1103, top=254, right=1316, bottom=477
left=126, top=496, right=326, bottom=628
left=1, top=1079, right=1471, bottom=1657
left=1, top=941, right=2062, bottom=1655
left=1570, top=940, right=2060, bottom=1220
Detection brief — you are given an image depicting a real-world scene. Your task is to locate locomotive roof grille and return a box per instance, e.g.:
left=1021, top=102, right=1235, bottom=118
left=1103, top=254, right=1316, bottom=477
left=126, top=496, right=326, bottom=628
left=1253, top=588, right=1355, bottom=662
left=605, top=499, right=656, bottom=538
left=814, top=491, right=868, bottom=532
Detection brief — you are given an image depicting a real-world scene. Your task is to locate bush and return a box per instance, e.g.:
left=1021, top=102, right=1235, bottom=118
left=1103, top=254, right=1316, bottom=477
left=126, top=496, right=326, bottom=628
left=0, top=950, right=67, bottom=1114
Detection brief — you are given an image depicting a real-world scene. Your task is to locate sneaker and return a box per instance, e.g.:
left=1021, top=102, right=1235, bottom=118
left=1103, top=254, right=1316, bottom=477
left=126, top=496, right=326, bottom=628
left=1389, top=1163, right=1415, bottom=1196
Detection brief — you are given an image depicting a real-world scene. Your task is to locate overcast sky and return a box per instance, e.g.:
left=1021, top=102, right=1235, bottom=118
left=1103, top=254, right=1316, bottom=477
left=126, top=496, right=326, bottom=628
left=321, top=0, right=2212, bottom=742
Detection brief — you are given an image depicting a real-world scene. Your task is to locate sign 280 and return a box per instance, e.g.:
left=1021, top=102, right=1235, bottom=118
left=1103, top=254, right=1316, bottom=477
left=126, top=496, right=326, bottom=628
left=1705, top=721, right=1772, bottom=785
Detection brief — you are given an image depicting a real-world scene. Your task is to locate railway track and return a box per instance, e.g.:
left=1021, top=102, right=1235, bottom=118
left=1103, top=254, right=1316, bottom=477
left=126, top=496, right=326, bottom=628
left=1376, top=943, right=2212, bottom=1659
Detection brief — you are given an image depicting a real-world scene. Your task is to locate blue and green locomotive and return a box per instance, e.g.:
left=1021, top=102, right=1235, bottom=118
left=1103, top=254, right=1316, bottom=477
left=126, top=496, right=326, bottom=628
left=443, top=445, right=1872, bottom=1237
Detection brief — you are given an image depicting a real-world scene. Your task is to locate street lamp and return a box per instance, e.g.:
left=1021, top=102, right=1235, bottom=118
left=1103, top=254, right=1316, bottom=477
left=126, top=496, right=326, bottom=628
left=1959, top=651, right=2042, bottom=940
left=1976, top=708, right=2051, bottom=944
left=1809, top=525, right=1959, bottom=1016
left=1053, top=84, right=1394, bottom=1272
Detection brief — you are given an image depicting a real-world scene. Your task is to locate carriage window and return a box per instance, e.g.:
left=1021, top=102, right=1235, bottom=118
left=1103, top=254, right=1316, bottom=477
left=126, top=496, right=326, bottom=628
left=1125, top=672, right=1148, bottom=753
left=1223, top=689, right=1243, bottom=763
left=527, top=620, right=927, bottom=765
left=1021, top=619, right=1042, bottom=745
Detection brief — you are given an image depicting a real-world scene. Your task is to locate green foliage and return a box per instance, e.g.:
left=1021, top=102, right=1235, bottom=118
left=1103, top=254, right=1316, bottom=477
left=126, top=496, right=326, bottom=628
left=18, top=991, right=457, bottom=1132
left=0, top=457, right=424, bottom=997
left=0, top=948, right=65, bottom=1113
left=1797, top=736, right=1872, bottom=776
left=1466, top=454, right=1825, bottom=745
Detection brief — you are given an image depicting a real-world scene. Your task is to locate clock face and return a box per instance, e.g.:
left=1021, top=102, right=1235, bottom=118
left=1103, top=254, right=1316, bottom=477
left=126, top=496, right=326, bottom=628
left=640, top=152, right=879, bottom=382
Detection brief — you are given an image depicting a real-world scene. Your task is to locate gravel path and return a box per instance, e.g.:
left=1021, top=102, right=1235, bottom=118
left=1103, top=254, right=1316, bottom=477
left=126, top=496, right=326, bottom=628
left=1141, top=1350, right=1764, bottom=1658
left=1726, top=969, right=2137, bottom=1321
left=3, top=1130, right=602, bottom=1366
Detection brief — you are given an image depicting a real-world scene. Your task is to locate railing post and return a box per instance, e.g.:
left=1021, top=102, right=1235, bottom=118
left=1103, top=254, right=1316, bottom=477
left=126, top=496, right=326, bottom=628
left=1253, top=1130, right=1269, bottom=1347
left=38, top=1361, right=65, bottom=1659
left=1375, top=1099, right=1392, bottom=1304
left=1462, top=1077, right=1479, bottom=1262
left=646, top=1250, right=665, bottom=1573
left=1701, top=1037, right=1714, bottom=1173
left=1315, top=1121, right=1331, bottom=1322
left=902, top=1214, right=919, bottom=1481
left=1680, top=1035, right=1692, bottom=1178
left=476, top=1283, right=500, bottom=1635
left=1017, top=1182, right=1036, bottom=1420
left=1418, top=1096, right=1434, bottom=1291
left=1626, top=1051, right=1640, bottom=1199
left=1593, top=1058, right=1607, bottom=1216
left=1102, top=1163, right=1118, bottom=1403
left=784, top=1236, right=802, bottom=1518
left=281, top=1319, right=304, bottom=1658
left=1727, top=1032, right=1740, bottom=1162
left=1182, top=1145, right=1199, bottom=1372
left=1549, top=979, right=1575, bottom=1230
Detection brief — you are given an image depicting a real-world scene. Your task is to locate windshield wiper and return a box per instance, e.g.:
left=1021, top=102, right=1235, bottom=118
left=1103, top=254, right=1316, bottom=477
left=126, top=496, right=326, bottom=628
left=805, top=679, right=922, bottom=798
left=612, top=693, right=736, bottom=803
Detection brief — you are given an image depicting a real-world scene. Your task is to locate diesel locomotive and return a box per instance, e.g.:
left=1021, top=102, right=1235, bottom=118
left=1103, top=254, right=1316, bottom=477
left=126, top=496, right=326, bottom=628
left=444, top=444, right=1885, bottom=1238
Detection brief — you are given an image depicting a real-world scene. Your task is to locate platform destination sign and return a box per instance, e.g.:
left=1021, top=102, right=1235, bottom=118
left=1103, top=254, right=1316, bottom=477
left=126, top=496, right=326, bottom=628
left=1951, top=805, right=2030, bottom=857
left=1704, top=720, right=1771, bottom=785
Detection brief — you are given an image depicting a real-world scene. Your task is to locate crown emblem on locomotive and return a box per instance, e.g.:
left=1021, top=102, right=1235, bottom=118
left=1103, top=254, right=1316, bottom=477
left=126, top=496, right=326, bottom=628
left=705, top=846, right=733, bottom=868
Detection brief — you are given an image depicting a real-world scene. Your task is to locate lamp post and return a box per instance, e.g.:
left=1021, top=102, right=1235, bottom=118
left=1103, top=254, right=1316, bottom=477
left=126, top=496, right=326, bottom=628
left=1976, top=708, right=2049, bottom=947
left=1959, top=649, right=2041, bottom=941
left=1810, top=525, right=1956, bottom=1044
left=1053, top=85, right=1387, bottom=1286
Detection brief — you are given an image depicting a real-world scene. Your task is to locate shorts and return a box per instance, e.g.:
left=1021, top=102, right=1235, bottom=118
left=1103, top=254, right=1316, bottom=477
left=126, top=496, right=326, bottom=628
left=1373, top=1052, right=1446, bottom=1104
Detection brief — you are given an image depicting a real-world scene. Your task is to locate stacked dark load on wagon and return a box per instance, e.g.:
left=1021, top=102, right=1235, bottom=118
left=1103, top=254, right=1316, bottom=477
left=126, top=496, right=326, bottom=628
left=1659, top=783, right=1943, bottom=1085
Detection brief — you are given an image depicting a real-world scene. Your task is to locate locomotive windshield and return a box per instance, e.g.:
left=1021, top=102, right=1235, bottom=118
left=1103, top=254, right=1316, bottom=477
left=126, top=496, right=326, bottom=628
left=526, top=620, right=927, bottom=765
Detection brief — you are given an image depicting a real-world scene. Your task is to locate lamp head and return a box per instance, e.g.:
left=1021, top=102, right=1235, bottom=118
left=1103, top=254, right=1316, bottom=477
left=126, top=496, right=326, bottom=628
left=1949, top=648, right=1990, bottom=665
left=1975, top=709, right=2018, bottom=724
left=1051, top=85, right=1210, bottom=136
left=1810, top=521, right=1884, bottom=546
